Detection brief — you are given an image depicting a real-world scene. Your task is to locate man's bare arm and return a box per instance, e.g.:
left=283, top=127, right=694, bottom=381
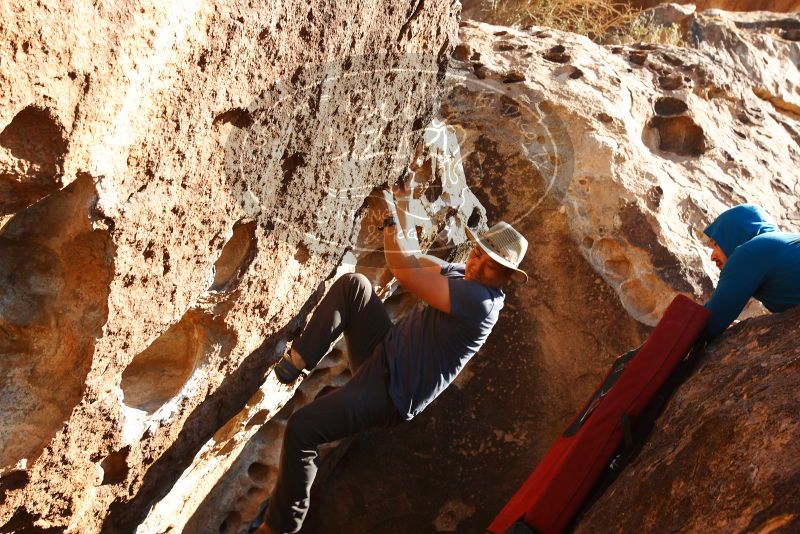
left=419, top=254, right=448, bottom=271
left=382, top=187, right=451, bottom=313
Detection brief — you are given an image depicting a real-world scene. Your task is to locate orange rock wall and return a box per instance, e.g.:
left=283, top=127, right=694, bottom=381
left=0, top=1, right=457, bottom=531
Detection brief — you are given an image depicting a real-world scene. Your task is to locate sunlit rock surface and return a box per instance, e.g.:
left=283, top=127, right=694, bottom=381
left=0, top=1, right=457, bottom=531
left=3, top=1, right=799, bottom=532
left=295, top=10, right=800, bottom=532
left=450, top=11, right=800, bottom=326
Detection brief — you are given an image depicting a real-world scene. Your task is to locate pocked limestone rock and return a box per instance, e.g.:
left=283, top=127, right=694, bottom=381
left=273, top=10, right=800, bottom=531
left=0, top=0, right=457, bottom=531
left=450, top=10, right=800, bottom=326
left=3, top=3, right=800, bottom=533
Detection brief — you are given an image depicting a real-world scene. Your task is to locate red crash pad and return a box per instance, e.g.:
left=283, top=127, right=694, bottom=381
left=488, top=294, right=710, bottom=534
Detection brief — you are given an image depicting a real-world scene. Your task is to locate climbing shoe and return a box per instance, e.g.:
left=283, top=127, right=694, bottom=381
left=274, top=354, right=303, bottom=384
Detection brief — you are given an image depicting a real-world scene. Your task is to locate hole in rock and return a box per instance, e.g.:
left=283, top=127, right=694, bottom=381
left=100, top=446, right=130, bottom=485
left=2, top=508, right=60, bottom=534
left=472, top=63, right=489, bottom=80
left=0, top=106, right=68, bottom=216
left=247, top=462, right=272, bottom=483
left=467, top=207, right=481, bottom=228
left=211, top=221, right=256, bottom=291
left=245, top=409, right=270, bottom=429
left=543, top=45, right=570, bottom=63
left=0, top=469, right=28, bottom=505
left=552, top=65, right=583, bottom=80
left=120, top=310, right=235, bottom=414
left=271, top=397, right=297, bottom=423
left=660, top=53, right=683, bottom=67
left=654, top=97, right=688, bottom=116
left=646, top=185, right=663, bottom=210
left=502, top=71, right=526, bottom=83
left=279, top=151, right=306, bottom=194
left=424, top=177, right=443, bottom=203
left=658, top=74, right=684, bottom=90
left=782, top=29, right=800, bottom=41
left=452, top=43, right=471, bottom=61
left=628, top=51, right=648, bottom=65
left=294, top=242, right=310, bottom=264
left=219, top=511, right=242, bottom=534
left=281, top=152, right=306, bottom=179
left=646, top=116, right=707, bottom=157
left=213, top=108, right=254, bottom=129
left=597, top=112, right=614, bottom=124
left=0, top=174, right=114, bottom=471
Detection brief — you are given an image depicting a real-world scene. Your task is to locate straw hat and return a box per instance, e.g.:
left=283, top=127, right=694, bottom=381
left=465, top=221, right=529, bottom=283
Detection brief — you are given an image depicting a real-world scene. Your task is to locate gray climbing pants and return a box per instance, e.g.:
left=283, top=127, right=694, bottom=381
left=265, top=273, right=402, bottom=533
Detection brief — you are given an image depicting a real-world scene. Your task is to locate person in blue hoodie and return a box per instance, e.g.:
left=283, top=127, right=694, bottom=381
left=702, top=203, right=800, bottom=338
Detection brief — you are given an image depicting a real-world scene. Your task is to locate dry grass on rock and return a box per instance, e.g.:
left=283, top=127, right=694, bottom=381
left=470, top=0, right=686, bottom=45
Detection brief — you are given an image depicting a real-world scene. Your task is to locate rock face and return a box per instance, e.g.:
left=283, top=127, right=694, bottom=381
left=3, top=3, right=799, bottom=534
left=0, top=1, right=457, bottom=532
left=294, top=10, right=800, bottom=532
left=452, top=10, right=800, bottom=327
left=576, top=305, right=800, bottom=533
left=633, top=0, right=800, bottom=13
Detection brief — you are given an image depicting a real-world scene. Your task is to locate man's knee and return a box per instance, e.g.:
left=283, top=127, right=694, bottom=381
left=338, top=272, right=370, bottom=290
left=335, top=272, right=372, bottom=301
left=284, top=408, right=318, bottom=448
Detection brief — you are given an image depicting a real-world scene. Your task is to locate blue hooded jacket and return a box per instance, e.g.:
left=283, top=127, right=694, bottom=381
left=703, top=204, right=800, bottom=337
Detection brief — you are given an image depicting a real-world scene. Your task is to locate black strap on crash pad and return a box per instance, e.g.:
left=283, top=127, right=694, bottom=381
left=566, top=340, right=708, bottom=532
left=498, top=519, right=538, bottom=534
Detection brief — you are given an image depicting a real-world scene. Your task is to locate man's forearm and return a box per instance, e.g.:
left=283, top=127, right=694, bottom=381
left=384, top=199, right=422, bottom=273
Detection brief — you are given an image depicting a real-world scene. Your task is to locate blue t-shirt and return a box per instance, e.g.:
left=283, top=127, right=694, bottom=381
left=703, top=204, right=800, bottom=337
left=384, top=263, right=504, bottom=420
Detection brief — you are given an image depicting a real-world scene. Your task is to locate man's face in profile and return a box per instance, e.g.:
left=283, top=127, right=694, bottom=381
left=709, top=239, right=728, bottom=270
left=465, top=245, right=512, bottom=288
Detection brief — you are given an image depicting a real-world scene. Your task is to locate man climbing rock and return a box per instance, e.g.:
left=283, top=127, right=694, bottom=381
left=257, top=177, right=528, bottom=534
left=703, top=203, right=800, bottom=337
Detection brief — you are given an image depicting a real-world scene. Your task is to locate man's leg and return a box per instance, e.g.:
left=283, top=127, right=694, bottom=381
left=292, top=272, right=392, bottom=371
left=264, top=351, right=399, bottom=533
